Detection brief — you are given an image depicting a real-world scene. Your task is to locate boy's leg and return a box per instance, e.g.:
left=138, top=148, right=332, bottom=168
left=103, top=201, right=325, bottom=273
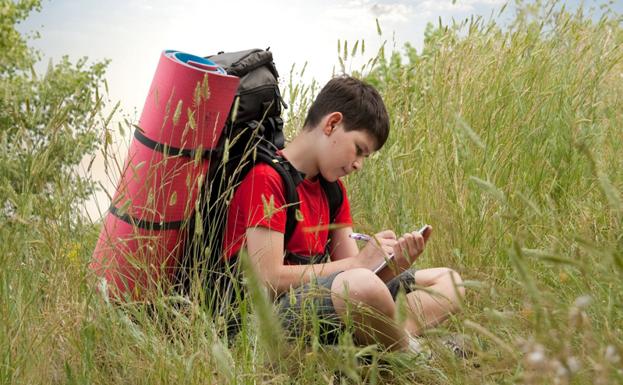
left=276, top=268, right=406, bottom=350
left=277, top=267, right=463, bottom=349
left=400, top=268, right=465, bottom=336
left=330, top=268, right=408, bottom=350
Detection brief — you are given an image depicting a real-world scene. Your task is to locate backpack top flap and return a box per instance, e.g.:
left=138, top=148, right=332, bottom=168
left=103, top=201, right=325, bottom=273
left=207, top=48, right=284, bottom=124
left=208, top=49, right=279, bottom=79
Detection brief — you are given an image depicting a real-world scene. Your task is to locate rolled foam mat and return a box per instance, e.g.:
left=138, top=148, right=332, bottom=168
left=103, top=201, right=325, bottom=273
left=90, top=51, right=239, bottom=299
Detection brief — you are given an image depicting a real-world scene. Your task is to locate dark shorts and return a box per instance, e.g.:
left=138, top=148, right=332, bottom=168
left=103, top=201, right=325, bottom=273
left=276, top=268, right=418, bottom=345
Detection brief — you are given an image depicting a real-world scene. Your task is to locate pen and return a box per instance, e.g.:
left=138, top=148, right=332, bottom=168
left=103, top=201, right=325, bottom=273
left=348, top=232, right=372, bottom=241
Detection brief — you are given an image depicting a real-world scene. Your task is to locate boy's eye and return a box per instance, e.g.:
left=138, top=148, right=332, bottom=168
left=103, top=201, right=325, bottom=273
left=356, top=145, right=371, bottom=158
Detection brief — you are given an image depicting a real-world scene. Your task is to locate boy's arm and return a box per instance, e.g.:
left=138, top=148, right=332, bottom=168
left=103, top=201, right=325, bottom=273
left=245, top=226, right=394, bottom=296
left=328, top=226, right=360, bottom=261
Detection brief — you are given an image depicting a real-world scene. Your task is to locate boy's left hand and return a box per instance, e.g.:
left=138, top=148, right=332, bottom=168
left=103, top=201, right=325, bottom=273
left=392, top=226, right=432, bottom=269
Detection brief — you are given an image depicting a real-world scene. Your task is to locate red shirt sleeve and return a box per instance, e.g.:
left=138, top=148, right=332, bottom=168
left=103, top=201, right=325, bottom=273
left=223, top=164, right=287, bottom=258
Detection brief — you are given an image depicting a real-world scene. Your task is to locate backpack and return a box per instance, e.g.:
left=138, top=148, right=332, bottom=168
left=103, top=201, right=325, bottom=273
left=177, top=49, right=343, bottom=306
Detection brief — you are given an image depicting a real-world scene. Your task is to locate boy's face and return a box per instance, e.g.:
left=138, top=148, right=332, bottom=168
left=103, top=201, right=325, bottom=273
left=319, top=124, right=377, bottom=182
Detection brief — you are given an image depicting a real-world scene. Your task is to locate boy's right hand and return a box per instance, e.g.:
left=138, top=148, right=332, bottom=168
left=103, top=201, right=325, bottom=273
left=358, top=230, right=398, bottom=269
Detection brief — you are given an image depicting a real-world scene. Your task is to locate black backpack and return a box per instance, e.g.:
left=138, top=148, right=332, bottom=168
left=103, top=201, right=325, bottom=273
left=178, top=49, right=343, bottom=305
left=208, top=49, right=287, bottom=136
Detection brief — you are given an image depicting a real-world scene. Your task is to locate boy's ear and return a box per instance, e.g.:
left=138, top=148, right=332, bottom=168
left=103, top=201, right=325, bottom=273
left=323, top=112, right=343, bottom=135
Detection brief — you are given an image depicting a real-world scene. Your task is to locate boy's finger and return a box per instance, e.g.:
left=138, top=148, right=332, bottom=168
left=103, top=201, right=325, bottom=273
left=413, top=232, right=424, bottom=252
left=383, top=236, right=398, bottom=245
left=410, top=234, right=422, bottom=257
left=399, top=234, right=416, bottom=259
left=386, top=239, right=398, bottom=248
left=376, top=229, right=397, bottom=239
left=399, top=233, right=412, bottom=254
left=421, top=225, right=433, bottom=242
left=394, top=236, right=407, bottom=258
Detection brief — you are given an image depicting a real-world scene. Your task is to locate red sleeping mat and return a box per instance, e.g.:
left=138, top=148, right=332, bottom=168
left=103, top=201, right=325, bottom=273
left=90, top=51, right=239, bottom=300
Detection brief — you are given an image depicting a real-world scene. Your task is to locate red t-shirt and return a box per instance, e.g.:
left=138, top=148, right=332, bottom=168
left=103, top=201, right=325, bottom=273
left=222, top=163, right=352, bottom=260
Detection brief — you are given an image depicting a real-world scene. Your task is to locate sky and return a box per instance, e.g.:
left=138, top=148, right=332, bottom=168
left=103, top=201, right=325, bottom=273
left=17, top=0, right=620, bottom=218
left=21, top=0, right=517, bottom=115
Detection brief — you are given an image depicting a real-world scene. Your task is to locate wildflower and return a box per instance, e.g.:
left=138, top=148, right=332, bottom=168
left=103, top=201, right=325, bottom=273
left=605, top=345, right=620, bottom=364
left=525, top=343, right=547, bottom=368
left=553, top=359, right=568, bottom=378
left=558, top=271, right=569, bottom=282
left=66, top=242, right=81, bottom=266
left=527, top=349, right=545, bottom=365
left=566, top=356, right=581, bottom=373
left=574, top=295, right=592, bottom=309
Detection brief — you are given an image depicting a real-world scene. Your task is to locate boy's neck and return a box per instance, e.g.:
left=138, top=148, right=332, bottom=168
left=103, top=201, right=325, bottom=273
left=280, top=130, right=320, bottom=180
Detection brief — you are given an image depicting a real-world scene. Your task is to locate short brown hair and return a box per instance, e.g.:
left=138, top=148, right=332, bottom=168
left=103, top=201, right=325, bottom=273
left=303, top=75, right=390, bottom=150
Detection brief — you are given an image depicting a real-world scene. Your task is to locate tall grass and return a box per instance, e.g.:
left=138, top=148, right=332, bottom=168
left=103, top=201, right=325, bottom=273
left=2, top=0, right=622, bottom=384
left=345, top=1, right=623, bottom=383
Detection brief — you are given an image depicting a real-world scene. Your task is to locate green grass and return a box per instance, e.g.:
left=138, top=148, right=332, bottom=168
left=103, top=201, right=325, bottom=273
left=2, top=0, right=623, bottom=384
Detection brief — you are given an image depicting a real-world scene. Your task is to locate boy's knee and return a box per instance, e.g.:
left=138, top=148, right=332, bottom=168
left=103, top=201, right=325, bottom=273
left=438, top=268, right=466, bottom=298
left=450, top=269, right=466, bottom=298
left=332, top=268, right=394, bottom=316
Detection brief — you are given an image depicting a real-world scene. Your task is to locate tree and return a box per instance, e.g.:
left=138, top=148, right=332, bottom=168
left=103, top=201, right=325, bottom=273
left=0, top=0, right=108, bottom=224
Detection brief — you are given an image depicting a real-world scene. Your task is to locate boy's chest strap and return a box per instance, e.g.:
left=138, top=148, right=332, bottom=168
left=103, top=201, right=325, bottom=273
left=284, top=252, right=329, bottom=265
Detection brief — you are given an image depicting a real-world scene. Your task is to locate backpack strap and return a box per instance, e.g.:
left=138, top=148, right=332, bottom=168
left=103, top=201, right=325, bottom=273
left=284, top=252, right=329, bottom=265
left=262, top=151, right=304, bottom=244
left=267, top=154, right=344, bottom=246
left=319, top=177, right=344, bottom=225
left=239, top=142, right=302, bottom=244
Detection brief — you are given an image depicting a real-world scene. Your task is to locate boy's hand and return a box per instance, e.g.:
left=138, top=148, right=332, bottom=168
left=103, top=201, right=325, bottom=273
left=359, top=230, right=398, bottom=269
left=393, top=226, right=432, bottom=269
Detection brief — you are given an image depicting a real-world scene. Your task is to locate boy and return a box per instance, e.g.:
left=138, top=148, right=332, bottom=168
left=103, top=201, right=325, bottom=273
left=222, top=75, right=465, bottom=350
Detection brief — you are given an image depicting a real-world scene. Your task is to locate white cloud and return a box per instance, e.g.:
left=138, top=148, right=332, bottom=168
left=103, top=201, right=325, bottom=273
left=417, top=0, right=473, bottom=13
left=371, top=3, right=415, bottom=22
left=415, top=0, right=506, bottom=13
left=325, top=0, right=417, bottom=24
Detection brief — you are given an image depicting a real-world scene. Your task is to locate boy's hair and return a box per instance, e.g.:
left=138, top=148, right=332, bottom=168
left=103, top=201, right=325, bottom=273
left=303, top=75, right=390, bottom=149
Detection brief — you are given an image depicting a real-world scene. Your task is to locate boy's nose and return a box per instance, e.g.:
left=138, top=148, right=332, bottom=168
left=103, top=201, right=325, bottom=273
left=352, top=158, right=363, bottom=170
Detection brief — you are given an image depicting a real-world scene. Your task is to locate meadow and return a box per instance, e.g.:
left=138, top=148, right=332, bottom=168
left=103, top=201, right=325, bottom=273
left=1, top=0, right=622, bottom=384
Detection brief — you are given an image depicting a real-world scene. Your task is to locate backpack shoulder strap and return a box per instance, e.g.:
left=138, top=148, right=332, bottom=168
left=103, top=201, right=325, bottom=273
left=253, top=147, right=303, bottom=245
left=319, top=177, right=344, bottom=224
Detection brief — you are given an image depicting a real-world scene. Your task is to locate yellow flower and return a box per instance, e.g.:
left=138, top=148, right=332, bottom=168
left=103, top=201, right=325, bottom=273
left=559, top=271, right=569, bottom=283
left=66, top=243, right=81, bottom=266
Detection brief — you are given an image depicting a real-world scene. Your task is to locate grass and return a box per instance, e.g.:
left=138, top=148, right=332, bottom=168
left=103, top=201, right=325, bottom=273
left=2, top=0, right=623, bottom=384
